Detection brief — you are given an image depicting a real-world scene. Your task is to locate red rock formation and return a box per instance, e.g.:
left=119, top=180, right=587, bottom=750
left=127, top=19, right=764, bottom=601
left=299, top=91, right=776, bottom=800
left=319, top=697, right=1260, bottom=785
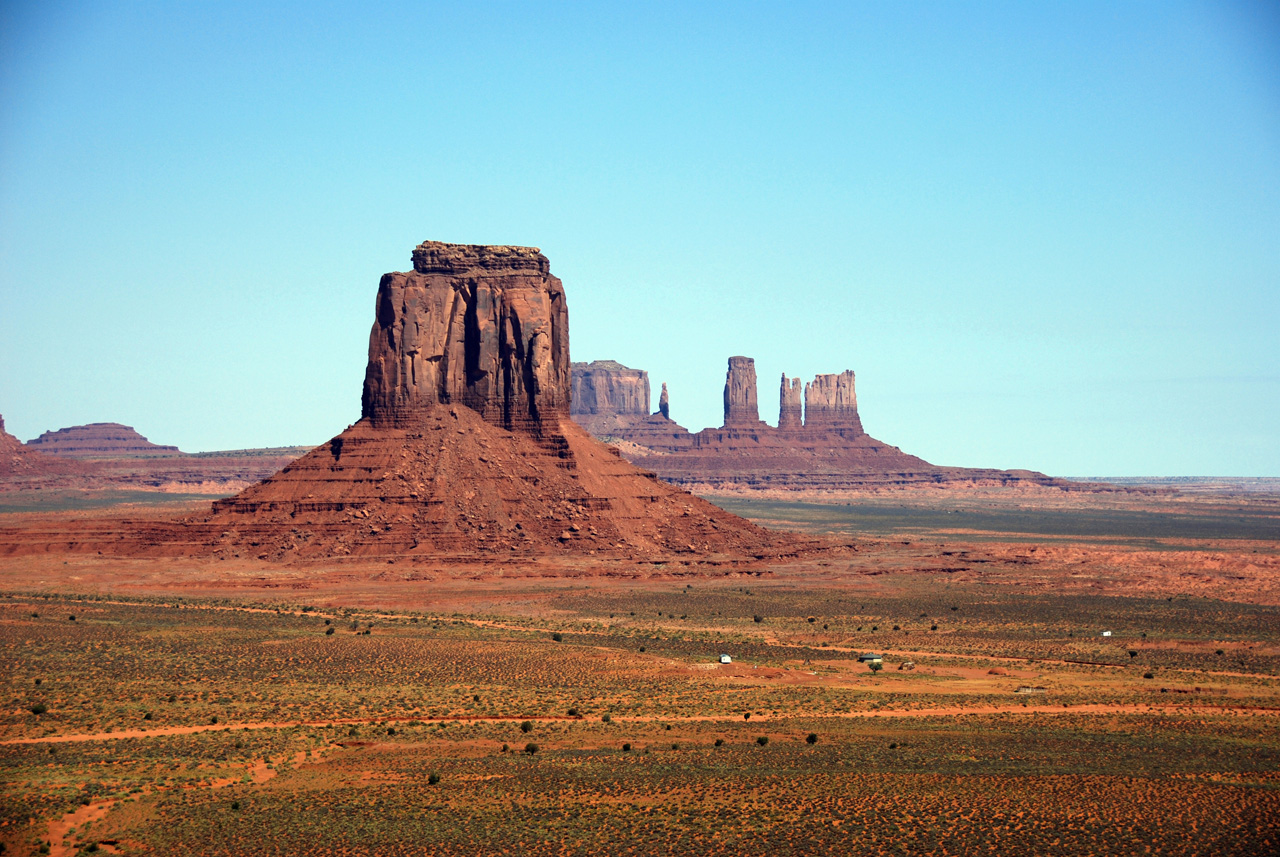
left=571, top=361, right=650, bottom=417
left=722, top=356, right=762, bottom=428
left=571, top=358, right=1090, bottom=492
left=0, top=414, right=94, bottom=481
left=362, top=241, right=569, bottom=434
left=658, top=383, right=670, bottom=420
left=778, top=375, right=803, bottom=430
left=185, top=241, right=792, bottom=561
left=804, top=370, right=863, bottom=436
left=25, top=423, right=181, bottom=457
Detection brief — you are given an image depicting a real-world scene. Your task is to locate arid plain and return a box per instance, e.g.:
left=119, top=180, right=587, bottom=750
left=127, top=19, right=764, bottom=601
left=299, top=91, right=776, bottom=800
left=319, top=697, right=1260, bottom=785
left=2, top=481, right=1278, bottom=856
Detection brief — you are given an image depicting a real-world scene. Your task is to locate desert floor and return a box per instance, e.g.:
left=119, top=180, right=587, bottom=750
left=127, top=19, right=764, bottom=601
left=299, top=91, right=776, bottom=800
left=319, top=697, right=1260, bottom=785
left=1, top=485, right=1277, bottom=855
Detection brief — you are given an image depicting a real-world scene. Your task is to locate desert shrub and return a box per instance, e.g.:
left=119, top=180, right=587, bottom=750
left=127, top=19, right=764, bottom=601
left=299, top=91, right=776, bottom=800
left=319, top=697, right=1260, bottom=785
left=1144, top=672, right=1155, bottom=679
left=744, top=713, right=751, bottom=720
left=601, top=713, right=612, bottom=723
left=714, top=738, right=724, bottom=747
left=753, top=615, right=763, bottom=623
left=671, top=743, right=679, bottom=750
left=143, top=712, right=152, bottom=721
left=325, top=627, right=334, bottom=636
left=869, top=662, right=883, bottom=672
left=428, top=773, right=440, bottom=785
left=756, top=736, right=769, bottom=747
left=520, top=721, right=533, bottom=733
left=622, top=743, right=631, bottom=752
left=806, top=733, right=818, bottom=745
left=30, top=703, right=47, bottom=715
left=524, top=743, right=538, bottom=754
left=567, top=707, right=580, bottom=717
left=551, top=632, right=563, bottom=642
left=230, top=801, right=240, bottom=811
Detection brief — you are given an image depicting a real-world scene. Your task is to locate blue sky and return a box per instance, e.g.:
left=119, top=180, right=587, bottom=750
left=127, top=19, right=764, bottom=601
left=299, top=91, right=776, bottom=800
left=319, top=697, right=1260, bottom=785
left=1, top=1, right=1277, bottom=475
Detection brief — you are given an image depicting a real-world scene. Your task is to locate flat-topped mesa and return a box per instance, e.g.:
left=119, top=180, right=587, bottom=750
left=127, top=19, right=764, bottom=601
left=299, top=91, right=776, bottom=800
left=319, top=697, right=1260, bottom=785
left=25, top=422, right=181, bottom=457
left=778, top=374, right=803, bottom=430
left=804, top=370, right=864, bottom=436
left=362, top=240, right=569, bottom=433
left=570, top=361, right=649, bottom=416
left=723, top=356, right=763, bottom=428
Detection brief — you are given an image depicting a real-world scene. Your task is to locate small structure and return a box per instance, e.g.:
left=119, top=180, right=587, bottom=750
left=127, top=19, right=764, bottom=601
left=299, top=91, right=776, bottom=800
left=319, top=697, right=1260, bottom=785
left=1102, top=631, right=1112, bottom=637
left=719, top=654, right=732, bottom=664
left=898, top=661, right=915, bottom=671
left=858, top=653, right=884, bottom=665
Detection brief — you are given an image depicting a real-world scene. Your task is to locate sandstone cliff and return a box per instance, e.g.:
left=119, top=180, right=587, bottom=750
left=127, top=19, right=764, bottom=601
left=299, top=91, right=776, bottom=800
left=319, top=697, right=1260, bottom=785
left=25, top=423, right=181, bottom=457
left=362, top=241, right=569, bottom=433
left=723, top=357, right=762, bottom=428
left=571, top=360, right=649, bottom=416
left=804, top=370, right=863, bottom=435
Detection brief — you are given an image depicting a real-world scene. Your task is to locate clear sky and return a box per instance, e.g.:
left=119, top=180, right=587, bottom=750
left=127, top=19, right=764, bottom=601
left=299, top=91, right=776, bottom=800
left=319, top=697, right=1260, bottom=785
left=2, top=1, right=1277, bottom=476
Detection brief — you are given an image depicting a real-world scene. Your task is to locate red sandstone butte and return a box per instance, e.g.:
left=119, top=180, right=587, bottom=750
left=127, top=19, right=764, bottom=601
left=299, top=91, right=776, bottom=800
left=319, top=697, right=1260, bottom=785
left=188, top=241, right=795, bottom=561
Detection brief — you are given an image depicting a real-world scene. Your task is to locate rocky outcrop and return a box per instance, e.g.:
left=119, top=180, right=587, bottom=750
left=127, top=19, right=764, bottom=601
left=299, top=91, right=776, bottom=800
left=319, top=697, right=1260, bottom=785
left=804, top=370, right=863, bottom=435
left=25, top=423, right=181, bottom=457
left=188, top=241, right=795, bottom=562
left=362, top=241, right=570, bottom=434
left=778, top=375, right=803, bottom=430
left=571, top=361, right=649, bottom=416
left=723, top=357, right=762, bottom=428
left=658, top=383, right=670, bottom=420
left=572, top=358, right=1090, bottom=493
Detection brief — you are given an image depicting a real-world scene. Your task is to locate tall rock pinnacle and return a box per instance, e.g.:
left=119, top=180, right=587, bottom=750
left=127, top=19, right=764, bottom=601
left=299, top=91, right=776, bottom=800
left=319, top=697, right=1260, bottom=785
left=361, top=241, right=570, bottom=433
left=804, top=370, right=863, bottom=435
left=658, top=383, right=670, bottom=420
left=778, top=374, right=803, bottom=430
left=723, top=356, right=761, bottom=428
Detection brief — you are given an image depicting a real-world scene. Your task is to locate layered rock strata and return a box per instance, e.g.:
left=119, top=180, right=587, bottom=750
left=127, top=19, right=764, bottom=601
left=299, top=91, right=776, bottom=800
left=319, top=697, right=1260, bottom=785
left=723, top=356, right=762, bottom=428
left=362, top=241, right=569, bottom=433
left=25, top=423, right=181, bottom=457
left=181, top=241, right=791, bottom=561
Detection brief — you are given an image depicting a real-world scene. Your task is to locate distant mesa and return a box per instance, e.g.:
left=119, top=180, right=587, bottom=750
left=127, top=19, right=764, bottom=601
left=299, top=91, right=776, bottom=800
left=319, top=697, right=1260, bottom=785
left=569, top=358, right=1084, bottom=492
left=25, top=422, right=181, bottom=458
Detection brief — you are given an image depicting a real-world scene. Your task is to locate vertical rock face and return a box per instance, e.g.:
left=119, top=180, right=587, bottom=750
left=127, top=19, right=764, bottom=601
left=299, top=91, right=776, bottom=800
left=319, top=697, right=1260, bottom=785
left=658, top=383, right=670, bottom=420
left=723, top=356, right=761, bottom=427
left=778, top=374, right=803, bottom=430
left=361, top=241, right=570, bottom=433
left=804, top=370, right=863, bottom=435
left=570, top=361, right=650, bottom=416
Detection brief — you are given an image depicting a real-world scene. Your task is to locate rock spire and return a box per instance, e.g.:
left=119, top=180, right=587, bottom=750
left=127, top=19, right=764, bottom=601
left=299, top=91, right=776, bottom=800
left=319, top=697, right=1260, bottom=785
left=778, top=374, right=803, bottom=430
left=658, top=383, right=670, bottom=420
left=723, top=356, right=761, bottom=428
